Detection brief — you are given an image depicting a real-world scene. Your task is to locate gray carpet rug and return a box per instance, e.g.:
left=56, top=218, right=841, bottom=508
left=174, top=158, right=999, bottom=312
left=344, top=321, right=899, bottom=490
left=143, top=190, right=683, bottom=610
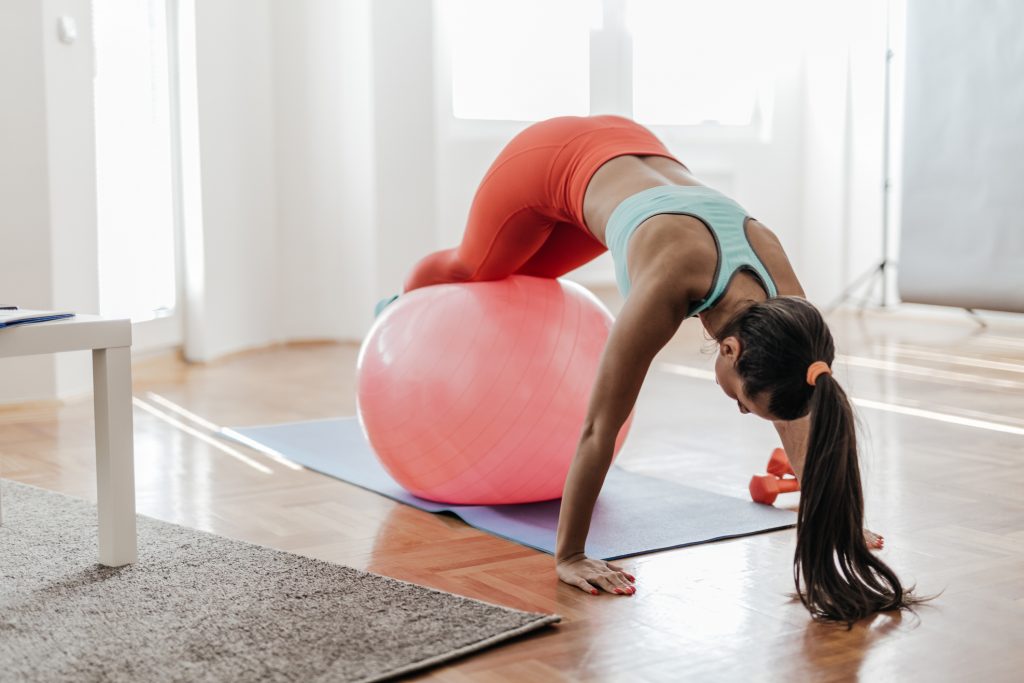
left=0, top=479, right=560, bottom=682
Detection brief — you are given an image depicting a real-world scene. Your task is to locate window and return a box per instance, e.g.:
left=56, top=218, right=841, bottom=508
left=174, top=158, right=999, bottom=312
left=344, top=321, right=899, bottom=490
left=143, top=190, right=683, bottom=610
left=442, top=0, right=598, bottom=121
left=440, top=0, right=789, bottom=128
left=627, top=0, right=775, bottom=126
left=93, top=0, right=178, bottom=321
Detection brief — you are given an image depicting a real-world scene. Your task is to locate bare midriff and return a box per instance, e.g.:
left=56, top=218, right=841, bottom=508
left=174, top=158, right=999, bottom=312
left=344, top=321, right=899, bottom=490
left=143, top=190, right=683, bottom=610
left=581, top=155, right=705, bottom=245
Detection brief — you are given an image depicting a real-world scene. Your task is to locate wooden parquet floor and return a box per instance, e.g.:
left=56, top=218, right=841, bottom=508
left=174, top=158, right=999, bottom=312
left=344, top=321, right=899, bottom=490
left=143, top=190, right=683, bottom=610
left=2, top=299, right=1023, bottom=681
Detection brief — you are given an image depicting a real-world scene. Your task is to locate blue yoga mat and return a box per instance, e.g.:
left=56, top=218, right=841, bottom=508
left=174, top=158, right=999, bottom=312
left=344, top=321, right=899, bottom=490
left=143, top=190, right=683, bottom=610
left=223, top=418, right=796, bottom=560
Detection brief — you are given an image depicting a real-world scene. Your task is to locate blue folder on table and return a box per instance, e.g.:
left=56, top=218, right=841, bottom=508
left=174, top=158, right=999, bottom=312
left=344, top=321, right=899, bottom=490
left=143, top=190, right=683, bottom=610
left=0, top=309, right=75, bottom=329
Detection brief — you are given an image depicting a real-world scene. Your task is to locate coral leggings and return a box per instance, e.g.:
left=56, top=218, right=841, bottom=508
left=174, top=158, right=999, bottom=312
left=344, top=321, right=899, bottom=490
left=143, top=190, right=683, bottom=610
left=403, top=115, right=680, bottom=292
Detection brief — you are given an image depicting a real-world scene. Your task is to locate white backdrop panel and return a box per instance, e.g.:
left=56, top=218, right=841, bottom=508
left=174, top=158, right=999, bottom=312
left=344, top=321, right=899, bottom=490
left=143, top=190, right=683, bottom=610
left=898, top=0, right=1024, bottom=312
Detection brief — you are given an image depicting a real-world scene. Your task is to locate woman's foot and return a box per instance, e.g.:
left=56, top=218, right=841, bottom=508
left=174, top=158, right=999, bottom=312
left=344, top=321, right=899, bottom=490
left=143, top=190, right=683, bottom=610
left=374, top=294, right=399, bottom=317
left=864, top=529, right=885, bottom=550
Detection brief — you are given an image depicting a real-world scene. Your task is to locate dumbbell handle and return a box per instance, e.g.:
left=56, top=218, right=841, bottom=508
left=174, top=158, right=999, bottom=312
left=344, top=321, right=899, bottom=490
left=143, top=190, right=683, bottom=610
left=766, top=447, right=796, bottom=478
left=749, top=474, right=800, bottom=505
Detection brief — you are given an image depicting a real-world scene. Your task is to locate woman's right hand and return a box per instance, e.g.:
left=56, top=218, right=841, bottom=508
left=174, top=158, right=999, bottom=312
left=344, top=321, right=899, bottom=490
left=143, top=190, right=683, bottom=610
left=556, top=554, right=636, bottom=595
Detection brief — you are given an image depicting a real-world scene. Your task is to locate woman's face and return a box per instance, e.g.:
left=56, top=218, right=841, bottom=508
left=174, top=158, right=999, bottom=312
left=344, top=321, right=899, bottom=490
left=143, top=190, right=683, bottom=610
left=715, top=336, right=775, bottom=421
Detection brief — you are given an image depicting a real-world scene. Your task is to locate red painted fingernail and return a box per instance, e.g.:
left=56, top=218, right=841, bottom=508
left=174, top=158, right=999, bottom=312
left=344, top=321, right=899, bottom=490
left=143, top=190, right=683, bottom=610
left=591, top=589, right=598, bottom=595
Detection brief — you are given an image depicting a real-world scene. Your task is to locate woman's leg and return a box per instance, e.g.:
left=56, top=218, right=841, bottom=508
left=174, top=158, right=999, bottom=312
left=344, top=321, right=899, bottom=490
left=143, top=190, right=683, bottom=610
left=403, top=116, right=655, bottom=291
left=403, top=207, right=557, bottom=292
left=403, top=120, right=591, bottom=293
left=514, top=221, right=607, bottom=278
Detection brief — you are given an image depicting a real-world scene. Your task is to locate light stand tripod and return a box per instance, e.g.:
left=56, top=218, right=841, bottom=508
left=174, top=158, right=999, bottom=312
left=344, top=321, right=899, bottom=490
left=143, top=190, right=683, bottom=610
left=824, top=0, right=987, bottom=328
left=824, top=0, right=894, bottom=315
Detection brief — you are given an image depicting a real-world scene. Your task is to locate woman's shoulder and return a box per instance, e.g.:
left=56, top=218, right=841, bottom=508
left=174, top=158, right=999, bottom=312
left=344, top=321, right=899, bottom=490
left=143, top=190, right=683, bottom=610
left=744, top=219, right=805, bottom=297
left=629, top=214, right=720, bottom=307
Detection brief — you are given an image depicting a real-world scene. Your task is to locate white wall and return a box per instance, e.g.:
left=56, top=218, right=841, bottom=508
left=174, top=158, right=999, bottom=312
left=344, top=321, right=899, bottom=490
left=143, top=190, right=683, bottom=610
left=187, top=0, right=436, bottom=357
left=0, top=0, right=54, bottom=404
left=43, top=0, right=101, bottom=399
left=271, top=0, right=376, bottom=343
left=189, top=0, right=279, bottom=361
left=0, top=0, right=98, bottom=405
left=371, top=0, right=438, bottom=299
left=799, top=1, right=889, bottom=304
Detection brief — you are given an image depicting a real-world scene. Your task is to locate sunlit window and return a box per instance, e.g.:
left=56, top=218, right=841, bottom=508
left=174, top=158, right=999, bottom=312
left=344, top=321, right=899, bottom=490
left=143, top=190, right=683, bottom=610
left=440, top=0, right=784, bottom=127
left=627, top=0, right=775, bottom=126
left=442, top=0, right=597, bottom=121
left=93, top=0, right=177, bottom=320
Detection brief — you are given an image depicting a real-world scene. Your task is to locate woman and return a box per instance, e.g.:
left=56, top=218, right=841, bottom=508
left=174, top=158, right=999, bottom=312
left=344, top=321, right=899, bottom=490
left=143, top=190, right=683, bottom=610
left=389, top=115, right=920, bottom=624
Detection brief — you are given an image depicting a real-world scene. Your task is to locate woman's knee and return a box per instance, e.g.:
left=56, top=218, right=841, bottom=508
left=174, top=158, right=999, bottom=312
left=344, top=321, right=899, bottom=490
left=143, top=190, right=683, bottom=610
left=403, top=249, right=473, bottom=292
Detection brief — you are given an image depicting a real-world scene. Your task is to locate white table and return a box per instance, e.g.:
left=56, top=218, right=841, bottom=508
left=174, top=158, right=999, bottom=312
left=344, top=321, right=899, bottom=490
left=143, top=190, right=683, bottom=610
left=0, top=314, right=136, bottom=566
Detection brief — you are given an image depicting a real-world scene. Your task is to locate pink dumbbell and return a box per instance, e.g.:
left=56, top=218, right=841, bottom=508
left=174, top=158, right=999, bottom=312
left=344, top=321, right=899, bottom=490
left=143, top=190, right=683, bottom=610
left=749, top=448, right=800, bottom=505
left=766, top=447, right=796, bottom=478
left=749, top=474, right=800, bottom=505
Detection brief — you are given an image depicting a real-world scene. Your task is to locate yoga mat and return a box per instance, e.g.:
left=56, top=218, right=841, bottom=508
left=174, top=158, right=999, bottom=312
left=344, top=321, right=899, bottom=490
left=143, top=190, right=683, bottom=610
left=223, top=418, right=796, bottom=560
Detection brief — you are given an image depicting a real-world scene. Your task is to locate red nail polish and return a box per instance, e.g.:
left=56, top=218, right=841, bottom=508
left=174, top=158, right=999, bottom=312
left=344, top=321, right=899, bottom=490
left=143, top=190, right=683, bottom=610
left=591, top=589, right=598, bottom=595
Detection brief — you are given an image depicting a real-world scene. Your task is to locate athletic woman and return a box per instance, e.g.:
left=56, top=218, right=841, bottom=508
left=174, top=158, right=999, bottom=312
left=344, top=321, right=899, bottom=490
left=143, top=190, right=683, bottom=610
left=388, top=115, right=920, bottom=624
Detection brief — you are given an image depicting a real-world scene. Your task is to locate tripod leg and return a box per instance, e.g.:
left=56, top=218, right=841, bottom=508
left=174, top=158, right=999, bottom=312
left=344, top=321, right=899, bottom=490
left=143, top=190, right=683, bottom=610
left=825, top=261, right=885, bottom=314
left=964, top=308, right=988, bottom=329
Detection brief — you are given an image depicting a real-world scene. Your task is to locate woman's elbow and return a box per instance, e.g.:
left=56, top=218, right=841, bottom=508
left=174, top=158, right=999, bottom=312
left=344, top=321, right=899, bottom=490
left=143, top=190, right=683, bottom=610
left=576, top=419, right=619, bottom=454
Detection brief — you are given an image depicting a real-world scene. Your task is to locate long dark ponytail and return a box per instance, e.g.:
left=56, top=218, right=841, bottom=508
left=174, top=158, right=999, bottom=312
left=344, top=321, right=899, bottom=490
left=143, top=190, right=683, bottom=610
left=716, top=296, right=924, bottom=625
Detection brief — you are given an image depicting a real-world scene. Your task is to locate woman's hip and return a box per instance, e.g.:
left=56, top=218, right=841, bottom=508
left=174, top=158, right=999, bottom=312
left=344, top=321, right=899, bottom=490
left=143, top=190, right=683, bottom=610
left=469, top=115, right=677, bottom=232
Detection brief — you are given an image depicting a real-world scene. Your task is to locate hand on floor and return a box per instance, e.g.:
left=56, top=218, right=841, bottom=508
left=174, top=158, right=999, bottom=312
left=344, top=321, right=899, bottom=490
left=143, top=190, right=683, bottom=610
left=557, top=554, right=636, bottom=596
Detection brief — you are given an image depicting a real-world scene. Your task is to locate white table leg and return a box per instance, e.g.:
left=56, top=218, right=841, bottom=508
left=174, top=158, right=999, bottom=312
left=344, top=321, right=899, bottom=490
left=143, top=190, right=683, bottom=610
left=93, top=346, right=137, bottom=566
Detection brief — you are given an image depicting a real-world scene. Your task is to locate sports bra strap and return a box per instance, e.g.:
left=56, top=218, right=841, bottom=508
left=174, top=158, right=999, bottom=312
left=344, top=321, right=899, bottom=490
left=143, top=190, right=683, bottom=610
left=604, top=185, right=778, bottom=317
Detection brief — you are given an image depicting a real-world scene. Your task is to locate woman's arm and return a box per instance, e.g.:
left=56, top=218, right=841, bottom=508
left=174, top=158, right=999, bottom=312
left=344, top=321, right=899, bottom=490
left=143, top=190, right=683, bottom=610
left=555, top=278, right=687, bottom=566
left=760, top=222, right=811, bottom=477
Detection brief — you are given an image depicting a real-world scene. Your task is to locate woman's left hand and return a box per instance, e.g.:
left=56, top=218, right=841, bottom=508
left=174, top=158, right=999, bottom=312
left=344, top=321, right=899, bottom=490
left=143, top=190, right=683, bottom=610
left=557, top=554, right=637, bottom=596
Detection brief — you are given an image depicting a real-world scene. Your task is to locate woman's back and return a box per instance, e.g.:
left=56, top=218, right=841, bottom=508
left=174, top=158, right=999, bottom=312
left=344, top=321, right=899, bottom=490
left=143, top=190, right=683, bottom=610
left=582, top=155, right=704, bottom=244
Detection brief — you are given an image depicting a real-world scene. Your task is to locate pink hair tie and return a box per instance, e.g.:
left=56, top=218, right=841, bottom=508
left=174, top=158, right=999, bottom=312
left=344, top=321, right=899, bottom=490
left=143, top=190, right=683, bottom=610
left=806, top=361, right=832, bottom=386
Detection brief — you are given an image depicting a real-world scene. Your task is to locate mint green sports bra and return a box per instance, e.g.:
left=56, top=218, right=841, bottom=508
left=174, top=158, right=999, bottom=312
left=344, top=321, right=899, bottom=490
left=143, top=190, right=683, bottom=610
left=604, top=185, right=778, bottom=317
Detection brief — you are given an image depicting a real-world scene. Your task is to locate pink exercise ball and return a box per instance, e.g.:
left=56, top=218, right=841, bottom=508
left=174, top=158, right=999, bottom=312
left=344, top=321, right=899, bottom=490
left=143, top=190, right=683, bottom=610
left=356, top=275, right=632, bottom=505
